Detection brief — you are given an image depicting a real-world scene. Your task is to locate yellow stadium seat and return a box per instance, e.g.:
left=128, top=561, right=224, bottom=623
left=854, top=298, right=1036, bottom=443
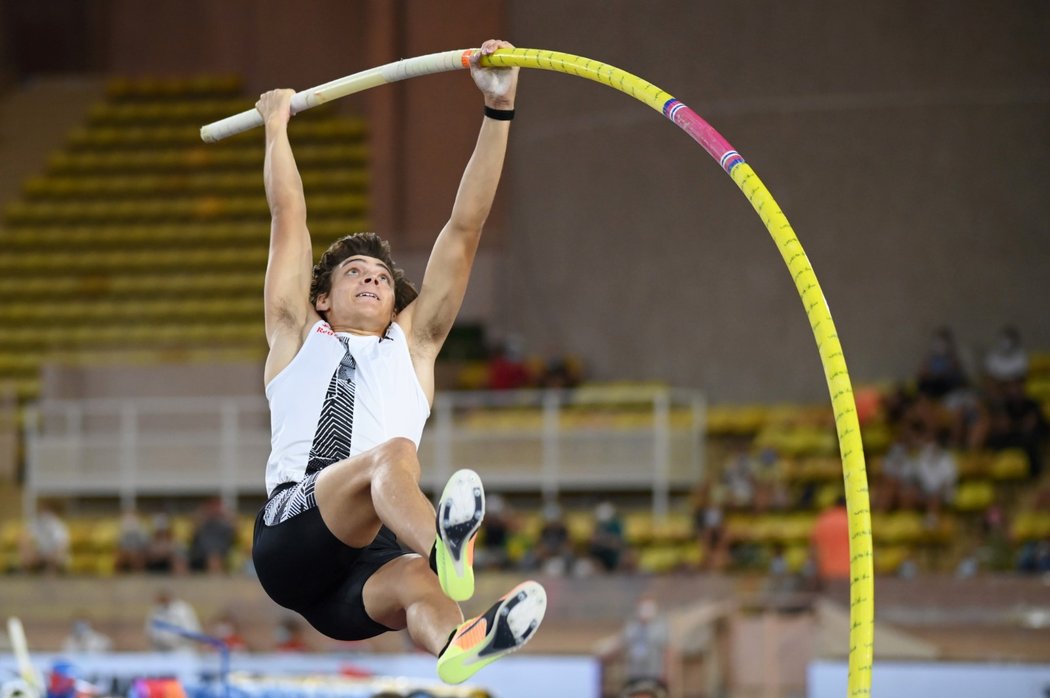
left=785, top=545, right=810, bottom=573
left=814, top=483, right=844, bottom=509
left=94, top=555, right=117, bottom=577
left=516, top=511, right=543, bottom=541
left=750, top=515, right=783, bottom=544
left=678, top=542, right=703, bottom=569
left=237, top=516, right=255, bottom=550
left=1011, top=511, right=1050, bottom=542
left=953, top=481, right=995, bottom=512
left=456, top=361, right=489, bottom=390
left=724, top=514, right=758, bottom=543
left=1023, top=376, right=1050, bottom=401
left=793, top=457, right=842, bottom=482
left=636, top=545, right=682, bottom=574
left=872, top=512, right=925, bottom=545
left=779, top=514, right=817, bottom=544
left=860, top=422, right=892, bottom=454
left=70, top=552, right=98, bottom=575
left=90, top=519, right=121, bottom=552
left=0, top=519, right=24, bottom=550
left=651, top=512, right=693, bottom=542
left=565, top=511, right=595, bottom=544
left=170, top=516, right=195, bottom=545
left=988, top=450, right=1029, bottom=481
left=67, top=519, right=97, bottom=552
left=623, top=511, right=654, bottom=544
left=874, top=545, right=909, bottom=575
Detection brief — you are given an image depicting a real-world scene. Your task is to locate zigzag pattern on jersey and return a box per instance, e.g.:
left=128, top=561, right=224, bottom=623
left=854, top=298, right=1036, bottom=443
left=306, top=336, right=357, bottom=475
left=262, top=471, right=320, bottom=526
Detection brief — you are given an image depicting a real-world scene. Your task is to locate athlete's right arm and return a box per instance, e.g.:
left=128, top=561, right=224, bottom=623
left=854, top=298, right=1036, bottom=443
left=259, top=90, right=317, bottom=379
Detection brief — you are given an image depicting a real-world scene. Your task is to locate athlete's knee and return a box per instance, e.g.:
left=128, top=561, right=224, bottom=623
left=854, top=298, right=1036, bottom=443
left=399, top=555, right=436, bottom=586
left=376, top=436, right=417, bottom=459
left=376, top=555, right=433, bottom=599
left=371, top=437, right=421, bottom=480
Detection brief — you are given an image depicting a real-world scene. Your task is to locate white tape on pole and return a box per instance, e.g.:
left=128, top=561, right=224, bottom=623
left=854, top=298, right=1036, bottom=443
left=200, top=50, right=469, bottom=143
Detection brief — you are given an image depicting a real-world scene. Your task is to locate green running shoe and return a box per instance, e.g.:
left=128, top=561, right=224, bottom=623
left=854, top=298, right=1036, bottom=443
left=437, top=580, right=547, bottom=685
left=435, top=468, right=485, bottom=601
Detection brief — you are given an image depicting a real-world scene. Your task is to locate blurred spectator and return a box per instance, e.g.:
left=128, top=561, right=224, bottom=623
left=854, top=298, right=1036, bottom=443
left=853, top=386, right=884, bottom=426
left=765, top=542, right=814, bottom=596
left=978, top=378, right=1047, bottom=480
left=19, top=504, right=70, bottom=574
left=114, top=508, right=150, bottom=573
left=144, top=515, right=188, bottom=574
left=274, top=616, right=310, bottom=652
left=941, top=384, right=985, bottom=450
left=588, top=500, right=626, bottom=572
left=751, top=447, right=789, bottom=512
left=486, top=339, right=530, bottom=390
left=620, top=595, right=670, bottom=688
left=983, top=325, right=1028, bottom=385
left=875, top=424, right=920, bottom=512
left=916, top=326, right=968, bottom=400
left=530, top=502, right=574, bottom=575
left=721, top=444, right=755, bottom=510
left=1017, top=540, right=1050, bottom=574
left=189, top=497, right=237, bottom=574
left=1017, top=485, right=1050, bottom=574
left=619, top=678, right=669, bottom=698
left=810, top=497, right=850, bottom=587
left=596, top=595, right=670, bottom=695
left=898, top=554, right=919, bottom=579
left=958, top=502, right=1014, bottom=575
left=768, top=543, right=789, bottom=580
left=477, top=493, right=514, bottom=570
left=690, top=481, right=728, bottom=571
left=912, top=427, right=958, bottom=522
left=62, top=613, right=112, bottom=654
left=209, top=610, right=249, bottom=652
left=899, top=392, right=945, bottom=435
left=537, top=357, right=579, bottom=389
left=146, top=587, right=201, bottom=653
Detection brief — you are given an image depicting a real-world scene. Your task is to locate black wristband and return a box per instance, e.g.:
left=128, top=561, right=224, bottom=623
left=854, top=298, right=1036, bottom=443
left=484, top=105, right=515, bottom=121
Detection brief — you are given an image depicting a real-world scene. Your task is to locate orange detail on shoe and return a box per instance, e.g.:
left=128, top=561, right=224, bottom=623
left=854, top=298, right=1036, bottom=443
left=453, top=617, right=488, bottom=650
left=460, top=50, right=474, bottom=68
left=466, top=537, right=476, bottom=566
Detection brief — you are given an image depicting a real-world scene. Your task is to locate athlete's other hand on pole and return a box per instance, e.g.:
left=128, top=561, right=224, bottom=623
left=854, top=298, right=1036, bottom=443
left=256, top=89, right=296, bottom=128
left=470, top=39, right=518, bottom=110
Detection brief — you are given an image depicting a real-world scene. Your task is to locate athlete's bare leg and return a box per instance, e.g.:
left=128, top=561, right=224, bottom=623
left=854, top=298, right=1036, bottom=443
left=361, top=554, right=462, bottom=654
left=313, top=437, right=437, bottom=554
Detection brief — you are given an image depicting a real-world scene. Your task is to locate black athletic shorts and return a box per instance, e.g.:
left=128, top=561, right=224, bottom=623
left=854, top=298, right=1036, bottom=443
left=252, top=477, right=413, bottom=641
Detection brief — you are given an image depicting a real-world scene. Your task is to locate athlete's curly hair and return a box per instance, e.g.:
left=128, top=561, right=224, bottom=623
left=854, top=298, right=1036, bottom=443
left=309, top=232, right=418, bottom=315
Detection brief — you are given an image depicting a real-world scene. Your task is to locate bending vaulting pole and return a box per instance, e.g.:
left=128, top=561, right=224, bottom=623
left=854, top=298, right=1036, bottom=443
left=202, top=48, right=874, bottom=698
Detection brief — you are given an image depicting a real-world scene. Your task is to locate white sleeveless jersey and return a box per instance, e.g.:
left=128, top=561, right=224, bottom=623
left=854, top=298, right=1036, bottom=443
left=264, top=320, right=430, bottom=496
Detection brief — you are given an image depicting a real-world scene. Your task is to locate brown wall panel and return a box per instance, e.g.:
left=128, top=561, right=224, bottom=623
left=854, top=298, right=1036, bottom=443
left=501, top=0, right=1050, bottom=401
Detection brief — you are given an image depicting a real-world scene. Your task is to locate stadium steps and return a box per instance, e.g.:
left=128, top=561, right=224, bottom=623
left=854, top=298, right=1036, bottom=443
left=0, top=75, right=370, bottom=409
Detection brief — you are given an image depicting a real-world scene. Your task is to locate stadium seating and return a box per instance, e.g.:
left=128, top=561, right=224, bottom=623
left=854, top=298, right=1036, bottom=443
left=0, top=74, right=371, bottom=410
left=0, top=74, right=1045, bottom=582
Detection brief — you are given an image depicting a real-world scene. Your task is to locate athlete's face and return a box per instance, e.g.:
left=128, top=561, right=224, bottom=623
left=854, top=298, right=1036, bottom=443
left=317, top=255, right=396, bottom=327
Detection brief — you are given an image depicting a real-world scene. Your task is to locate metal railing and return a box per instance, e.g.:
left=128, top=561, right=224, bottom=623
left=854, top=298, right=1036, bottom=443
left=24, top=385, right=705, bottom=515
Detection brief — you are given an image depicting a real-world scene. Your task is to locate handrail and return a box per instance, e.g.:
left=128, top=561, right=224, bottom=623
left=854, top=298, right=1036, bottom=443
left=24, top=386, right=706, bottom=516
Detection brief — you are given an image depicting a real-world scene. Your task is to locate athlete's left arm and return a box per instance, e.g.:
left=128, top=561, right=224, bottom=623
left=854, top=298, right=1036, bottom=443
left=401, top=39, right=519, bottom=359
